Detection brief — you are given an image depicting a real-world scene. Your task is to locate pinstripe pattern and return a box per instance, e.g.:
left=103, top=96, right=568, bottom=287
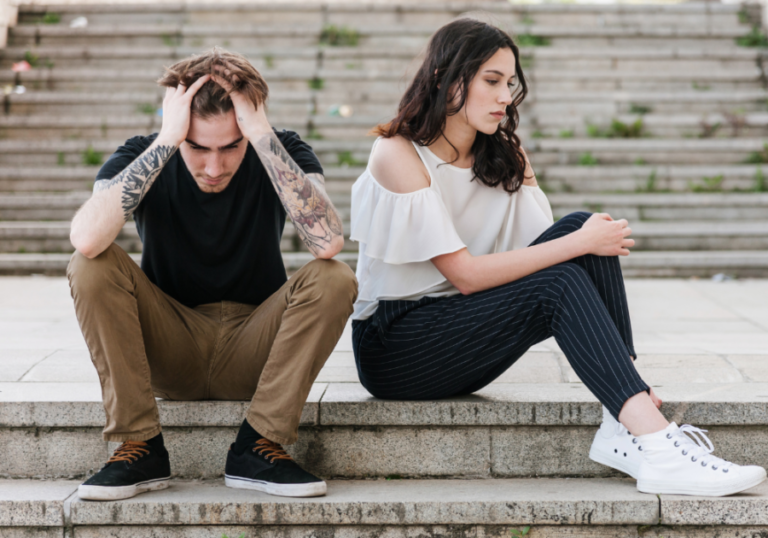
left=352, top=212, right=648, bottom=420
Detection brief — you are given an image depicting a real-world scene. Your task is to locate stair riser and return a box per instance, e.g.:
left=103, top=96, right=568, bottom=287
left=542, top=176, right=765, bottom=193
left=26, top=524, right=768, bottom=538
left=0, top=237, right=136, bottom=254
left=2, top=424, right=767, bottom=480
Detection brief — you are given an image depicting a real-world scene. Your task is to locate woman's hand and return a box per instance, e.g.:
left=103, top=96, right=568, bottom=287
left=576, top=213, right=635, bottom=257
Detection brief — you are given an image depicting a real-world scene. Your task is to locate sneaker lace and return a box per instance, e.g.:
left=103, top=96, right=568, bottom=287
left=253, top=438, right=294, bottom=464
left=675, top=425, right=735, bottom=472
left=106, top=441, right=150, bottom=464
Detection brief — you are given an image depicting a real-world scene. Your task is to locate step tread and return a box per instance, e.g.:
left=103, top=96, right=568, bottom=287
left=3, top=382, right=768, bottom=428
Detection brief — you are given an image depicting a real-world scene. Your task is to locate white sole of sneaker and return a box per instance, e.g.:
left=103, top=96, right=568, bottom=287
left=589, top=445, right=640, bottom=479
left=225, top=474, right=327, bottom=497
left=78, top=477, right=170, bottom=501
left=637, top=470, right=767, bottom=497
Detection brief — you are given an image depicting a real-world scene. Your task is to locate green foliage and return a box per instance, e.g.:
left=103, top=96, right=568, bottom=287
left=263, top=55, right=274, bottom=69
left=137, top=103, right=156, bottom=115
left=633, top=157, right=647, bottom=165
left=520, top=14, right=535, bottom=25
left=578, top=152, right=598, bottom=166
left=628, top=103, right=652, bottom=115
left=519, top=56, right=533, bottom=70
left=692, top=81, right=711, bottom=91
left=699, top=121, right=721, bottom=138
left=510, top=526, right=531, bottom=536
left=17, top=246, right=26, bottom=253
left=755, top=167, right=766, bottom=192
left=516, top=33, right=550, bottom=47
left=221, top=534, right=246, bottom=538
left=56, top=151, right=66, bottom=166
left=531, top=130, right=545, bottom=139
left=385, top=474, right=402, bottom=480
left=689, top=174, right=724, bottom=192
left=23, top=51, right=39, bottom=67
left=736, top=26, right=768, bottom=48
left=558, top=129, right=574, bottom=138
left=645, top=169, right=657, bottom=192
left=320, top=25, right=360, bottom=47
left=161, top=34, right=180, bottom=47
left=738, top=6, right=751, bottom=24
left=306, top=126, right=323, bottom=140
left=744, top=143, right=768, bottom=164
left=82, top=146, right=103, bottom=166
left=42, top=12, right=61, bottom=24
left=587, top=118, right=644, bottom=139
left=337, top=151, right=364, bottom=167
left=308, top=77, right=324, bottom=90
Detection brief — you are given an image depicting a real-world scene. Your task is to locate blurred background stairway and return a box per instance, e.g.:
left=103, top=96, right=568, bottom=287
left=0, top=1, right=767, bottom=276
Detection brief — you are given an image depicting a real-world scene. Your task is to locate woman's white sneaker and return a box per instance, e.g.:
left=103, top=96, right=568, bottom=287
left=636, top=422, right=767, bottom=497
left=589, top=406, right=643, bottom=479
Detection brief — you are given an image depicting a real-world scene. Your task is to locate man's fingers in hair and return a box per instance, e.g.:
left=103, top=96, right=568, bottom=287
left=185, top=74, right=210, bottom=98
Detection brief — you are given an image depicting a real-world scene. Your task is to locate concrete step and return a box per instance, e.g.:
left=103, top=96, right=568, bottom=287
left=2, top=66, right=761, bottom=94
left=5, top=476, right=768, bottom=537
left=2, top=45, right=760, bottom=72
left=3, top=137, right=768, bottom=168
left=1, top=249, right=767, bottom=277
left=4, top=382, right=768, bottom=480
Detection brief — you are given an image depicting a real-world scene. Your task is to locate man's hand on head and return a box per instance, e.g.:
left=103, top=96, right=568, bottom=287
left=211, top=68, right=272, bottom=141
left=158, top=74, right=211, bottom=147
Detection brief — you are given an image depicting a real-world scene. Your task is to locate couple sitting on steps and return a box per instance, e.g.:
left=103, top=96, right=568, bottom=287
left=67, top=19, right=766, bottom=502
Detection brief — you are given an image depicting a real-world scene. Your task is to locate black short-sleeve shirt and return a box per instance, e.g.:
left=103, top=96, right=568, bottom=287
left=95, top=130, right=323, bottom=308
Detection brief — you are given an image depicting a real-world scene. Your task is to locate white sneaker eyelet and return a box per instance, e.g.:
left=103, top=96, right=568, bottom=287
left=638, top=446, right=643, bottom=451
left=701, top=461, right=707, bottom=467
left=682, top=450, right=688, bottom=456
left=632, top=438, right=638, bottom=444
left=712, top=465, right=718, bottom=470
left=674, top=441, right=680, bottom=447
left=723, top=469, right=729, bottom=473
left=666, top=433, right=672, bottom=439
left=691, top=456, right=698, bottom=462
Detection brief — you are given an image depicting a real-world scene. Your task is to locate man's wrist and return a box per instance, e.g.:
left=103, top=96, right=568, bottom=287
left=244, top=126, right=273, bottom=144
left=155, top=132, right=182, bottom=149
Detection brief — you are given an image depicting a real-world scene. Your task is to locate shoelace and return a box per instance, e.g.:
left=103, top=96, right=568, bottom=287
left=253, top=438, right=294, bottom=464
left=106, top=441, right=150, bottom=464
left=671, top=425, right=734, bottom=472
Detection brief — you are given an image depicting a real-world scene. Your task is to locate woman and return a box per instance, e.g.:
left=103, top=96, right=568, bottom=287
left=349, top=18, right=765, bottom=496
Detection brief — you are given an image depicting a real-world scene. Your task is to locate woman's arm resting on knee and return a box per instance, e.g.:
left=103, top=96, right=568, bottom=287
left=70, top=76, right=210, bottom=259
left=433, top=213, right=635, bottom=295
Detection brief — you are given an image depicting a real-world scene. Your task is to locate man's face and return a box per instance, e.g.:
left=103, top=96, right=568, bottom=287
left=179, top=110, right=249, bottom=193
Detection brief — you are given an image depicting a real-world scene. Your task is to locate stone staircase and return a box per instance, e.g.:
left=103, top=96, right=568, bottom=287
left=0, top=2, right=765, bottom=275
left=3, top=3, right=768, bottom=537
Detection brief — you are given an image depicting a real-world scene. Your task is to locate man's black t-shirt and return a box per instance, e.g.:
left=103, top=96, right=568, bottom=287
left=95, top=130, right=323, bottom=308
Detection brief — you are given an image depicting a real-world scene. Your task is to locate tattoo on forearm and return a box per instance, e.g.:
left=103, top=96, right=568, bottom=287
left=255, top=135, right=343, bottom=255
left=94, top=144, right=176, bottom=220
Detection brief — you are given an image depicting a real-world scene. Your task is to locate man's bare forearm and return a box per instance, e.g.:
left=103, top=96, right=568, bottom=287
left=70, top=138, right=177, bottom=258
left=251, top=132, right=344, bottom=258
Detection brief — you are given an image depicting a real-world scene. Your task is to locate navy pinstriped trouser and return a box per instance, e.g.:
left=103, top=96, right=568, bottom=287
left=351, top=211, right=649, bottom=420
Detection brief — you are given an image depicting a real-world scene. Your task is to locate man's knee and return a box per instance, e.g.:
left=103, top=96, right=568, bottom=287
left=299, top=259, right=358, bottom=306
left=67, top=243, right=130, bottom=296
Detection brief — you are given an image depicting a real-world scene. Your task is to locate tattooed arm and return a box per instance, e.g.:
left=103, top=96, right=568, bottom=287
left=69, top=140, right=177, bottom=258
left=70, top=75, right=210, bottom=259
left=251, top=132, right=344, bottom=258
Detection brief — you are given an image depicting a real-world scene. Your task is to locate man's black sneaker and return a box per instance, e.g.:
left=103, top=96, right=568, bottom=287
left=78, top=440, right=171, bottom=501
left=224, top=438, right=326, bottom=497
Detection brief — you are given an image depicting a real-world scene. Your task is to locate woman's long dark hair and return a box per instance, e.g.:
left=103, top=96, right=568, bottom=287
left=375, top=18, right=528, bottom=194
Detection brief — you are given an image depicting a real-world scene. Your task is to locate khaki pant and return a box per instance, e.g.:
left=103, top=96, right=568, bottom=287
left=67, top=244, right=357, bottom=445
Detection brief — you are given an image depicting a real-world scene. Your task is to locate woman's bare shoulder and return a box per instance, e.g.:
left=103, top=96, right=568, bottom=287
left=369, top=135, right=431, bottom=194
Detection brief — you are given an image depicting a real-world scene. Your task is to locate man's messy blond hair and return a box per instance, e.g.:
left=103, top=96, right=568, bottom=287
left=157, top=47, right=269, bottom=119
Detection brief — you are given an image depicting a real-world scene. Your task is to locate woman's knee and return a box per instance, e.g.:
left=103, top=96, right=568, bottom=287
left=558, top=211, right=591, bottom=229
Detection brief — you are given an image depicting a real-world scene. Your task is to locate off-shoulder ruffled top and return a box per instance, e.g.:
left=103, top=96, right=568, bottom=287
left=350, top=138, right=555, bottom=320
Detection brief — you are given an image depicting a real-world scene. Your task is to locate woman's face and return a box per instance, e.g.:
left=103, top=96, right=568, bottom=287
left=452, top=47, right=517, bottom=136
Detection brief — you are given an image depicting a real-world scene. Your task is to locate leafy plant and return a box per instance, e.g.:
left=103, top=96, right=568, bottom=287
left=337, top=151, right=364, bottom=167
left=221, top=534, right=246, bottom=538
left=755, top=167, right=766, bottom=192
left=137, top=103, right=156, bottom=115
left=633, top=157, right=647, bottom=165
left=516, top=33, right=550, bottom=47
left=578, top=152, right=598, bottom=166
left=736, top=26, right=768, bottom=47
left=320, top=25, right=360, bottom=47
left=628, top=103, right=652, bottom=115
left=161, top=33, right=180, bottom=47
left=531, top=130, right=545, bottom=139
left=306, top=125, right=323, bottom=140
left=645, top=169, right=657, bottom=192
left=519, top=56, right=533, bottom=69
left=692, top=81, right=711, bottom=91
left=263, top=55, right=274, bottom=68
left=42, top=12, right=61, bottom=24
left=521, top=14, right=535, bottom=25
left=23, top=51, right=39, bottom=67
left=744, top=143, right=768, bottom=164
left=510, top=526, right=531, bottom=536
left=82, top=146, right=103, bottom=166
left=558, top=129, right=574, bottom=138
left=689, top=174, right=724, bottom=192
left=385, top=474, right=402, bottom=480
left=698, top=121, right=721, bottom=138
left=308, top=77, right=324, bottom=90
left=587, top=118, right=644, bottom=139
left=57, top=151, right=66, bottom=166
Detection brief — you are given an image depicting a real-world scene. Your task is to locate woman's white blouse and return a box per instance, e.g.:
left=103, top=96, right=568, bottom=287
left=350, top=138, right=555, bottom=320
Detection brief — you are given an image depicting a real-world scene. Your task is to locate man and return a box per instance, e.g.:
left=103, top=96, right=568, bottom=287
left=67, top=49, right=357, bottom=501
